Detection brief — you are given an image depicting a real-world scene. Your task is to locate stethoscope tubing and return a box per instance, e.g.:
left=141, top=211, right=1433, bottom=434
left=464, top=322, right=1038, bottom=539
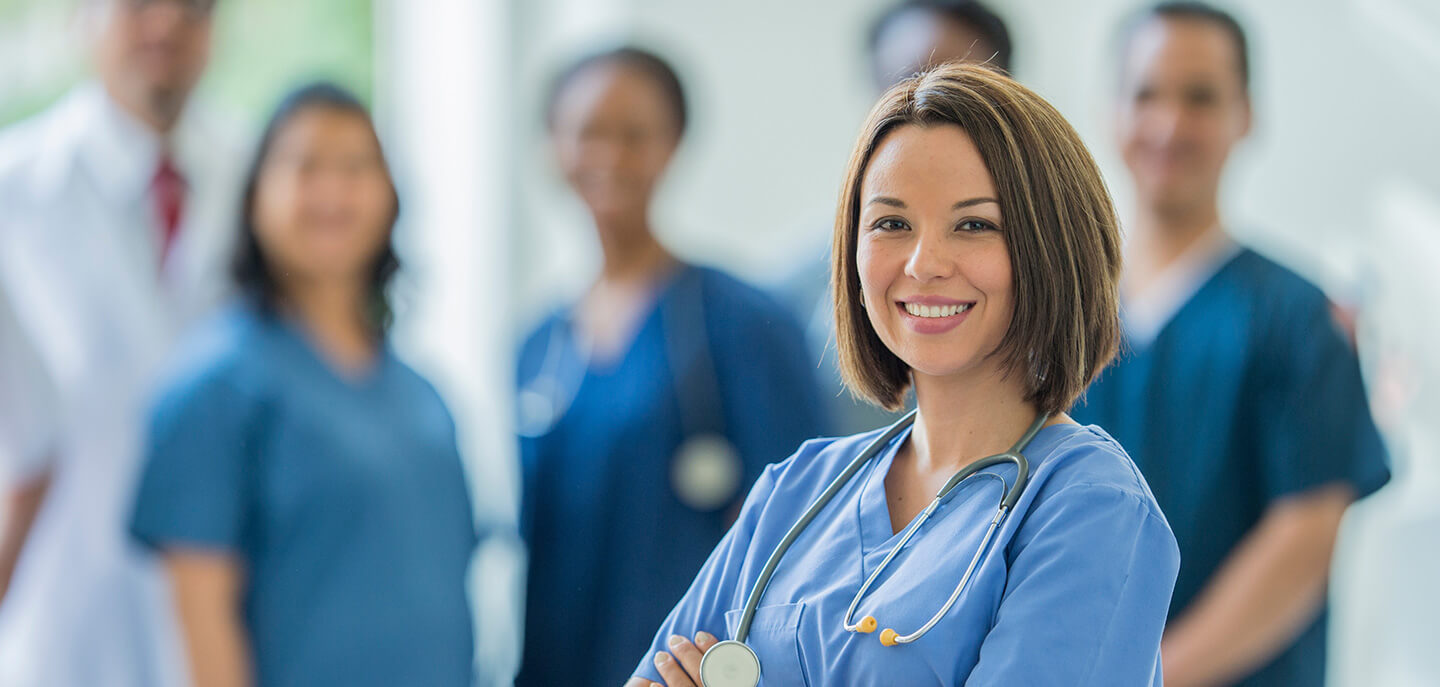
left=734, top=409, right=918, bottom=642
left=734, top=409, right=1047, bottom=643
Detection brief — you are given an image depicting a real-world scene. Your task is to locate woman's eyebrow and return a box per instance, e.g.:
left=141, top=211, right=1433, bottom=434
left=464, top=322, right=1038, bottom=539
left=953, top=197, right=1000, bottom=210
left=864, top=196, right=1001, bottom=210
left=866, top=196, right=906, bottom=208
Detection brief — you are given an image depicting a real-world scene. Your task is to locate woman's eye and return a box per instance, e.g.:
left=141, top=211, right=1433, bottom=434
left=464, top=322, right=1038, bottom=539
left=873, top=218, right=908, bottom=232
left=957, top=219, right=997, bottom=233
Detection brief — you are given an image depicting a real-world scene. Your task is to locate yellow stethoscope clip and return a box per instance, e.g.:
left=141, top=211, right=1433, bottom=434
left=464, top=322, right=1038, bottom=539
left=855, top=615, right=899, bottom=646
left=841, top=413, right=1046, bottom=648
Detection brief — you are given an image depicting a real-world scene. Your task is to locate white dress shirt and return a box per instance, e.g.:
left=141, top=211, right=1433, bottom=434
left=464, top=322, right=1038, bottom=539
left=0, top=82, right=244, bottom=687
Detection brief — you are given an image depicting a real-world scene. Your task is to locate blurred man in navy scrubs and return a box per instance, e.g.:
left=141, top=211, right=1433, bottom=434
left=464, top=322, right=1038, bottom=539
left=1072, top=4, right=1390, bottom=685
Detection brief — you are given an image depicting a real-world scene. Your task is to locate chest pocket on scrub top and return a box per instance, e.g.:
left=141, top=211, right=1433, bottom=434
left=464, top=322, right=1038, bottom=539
left=723, top=602, right=809, bottom=687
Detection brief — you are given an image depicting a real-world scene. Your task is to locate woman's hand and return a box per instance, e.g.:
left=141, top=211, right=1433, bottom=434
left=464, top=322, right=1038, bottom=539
left=624, top=631, right=721, bottom=687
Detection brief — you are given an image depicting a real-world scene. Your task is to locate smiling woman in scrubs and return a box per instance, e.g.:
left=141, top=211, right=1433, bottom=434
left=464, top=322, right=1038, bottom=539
left=129, top=84, right=477, bottom=687
left=627, top=63, right=1180, bottom=686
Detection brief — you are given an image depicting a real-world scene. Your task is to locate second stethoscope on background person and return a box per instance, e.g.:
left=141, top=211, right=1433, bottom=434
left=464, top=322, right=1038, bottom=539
left=516, top=267, right=744, bottom=511
left=698, top=410, right=1050, bottom=687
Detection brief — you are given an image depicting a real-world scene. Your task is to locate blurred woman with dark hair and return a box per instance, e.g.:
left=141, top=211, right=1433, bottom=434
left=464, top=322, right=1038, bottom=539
left=516, top=46, right=827, bottom=685
left=130, top=83, right=477, bottom=687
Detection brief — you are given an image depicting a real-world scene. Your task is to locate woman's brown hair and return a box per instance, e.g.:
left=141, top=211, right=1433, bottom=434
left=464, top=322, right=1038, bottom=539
left=832, top=62, right=1122, bottom=416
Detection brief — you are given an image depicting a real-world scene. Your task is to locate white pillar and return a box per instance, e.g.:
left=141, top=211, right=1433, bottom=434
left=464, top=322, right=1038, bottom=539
left=374, top=0, right=522, bottom=684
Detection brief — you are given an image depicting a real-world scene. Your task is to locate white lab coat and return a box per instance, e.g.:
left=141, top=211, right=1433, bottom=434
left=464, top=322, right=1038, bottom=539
left=0, top=284, right=57, bottom=484
left=0, top=83, right=244, bottom=687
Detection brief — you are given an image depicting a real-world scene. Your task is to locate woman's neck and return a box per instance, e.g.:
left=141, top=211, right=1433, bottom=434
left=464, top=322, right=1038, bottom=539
left=595, top=218, right=673, bottom=285
left=279, top=279, right=377, bottom=375
left=572, top=220, right=679, bottom=362
left=908, top=364, right=1046, bottom=475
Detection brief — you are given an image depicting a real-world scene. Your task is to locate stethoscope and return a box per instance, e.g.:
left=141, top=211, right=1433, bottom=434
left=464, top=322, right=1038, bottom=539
left=515, top=268, right=744, bottom=511
left=698, top=409, right=1050, bottom=687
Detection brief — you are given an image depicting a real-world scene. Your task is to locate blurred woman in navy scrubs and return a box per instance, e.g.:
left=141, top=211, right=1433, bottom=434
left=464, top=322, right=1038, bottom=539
left=130, top=83, right=477, bottom=687
left=515, top=47, right=828, bottom=686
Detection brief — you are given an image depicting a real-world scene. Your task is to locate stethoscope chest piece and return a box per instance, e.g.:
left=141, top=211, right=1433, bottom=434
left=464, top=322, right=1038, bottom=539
left=698, top=640, right=761, bottom=687
left=671, top=432, right=743, bottom=511
left=516, top=385, right=560, bottom=438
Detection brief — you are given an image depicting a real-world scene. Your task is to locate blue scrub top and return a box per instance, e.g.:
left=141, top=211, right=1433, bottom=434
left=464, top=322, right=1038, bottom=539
left=633, top=422, right=1179, bottom=686
left=130, top=305, right=477, bottom=687
left=1073, top=249, right=1390, bottom=686
left=516, top=265, right=829, bottom=686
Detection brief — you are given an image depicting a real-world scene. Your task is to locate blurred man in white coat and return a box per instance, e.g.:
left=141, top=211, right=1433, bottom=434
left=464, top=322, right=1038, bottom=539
left=0, top=0, right=243, bottom=684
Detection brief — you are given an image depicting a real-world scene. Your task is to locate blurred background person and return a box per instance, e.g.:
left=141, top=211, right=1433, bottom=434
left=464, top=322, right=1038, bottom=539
left=869, top=0, right=1014, bottom=88
left=514, top=46, right=827, bottom=686
left=777, top=0, right=1014, bottom=437
left=1071, top=3, right=1390, bottom=686
left=0, top=0, right=244, bottom=684
left=129, top=83, right=478, bottom=687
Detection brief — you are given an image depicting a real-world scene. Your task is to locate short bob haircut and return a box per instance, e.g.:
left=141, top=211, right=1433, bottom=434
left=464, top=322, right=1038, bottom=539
left=832, top=62, right=1122, bottom=416
left=232, top=82, right=401, bottom=331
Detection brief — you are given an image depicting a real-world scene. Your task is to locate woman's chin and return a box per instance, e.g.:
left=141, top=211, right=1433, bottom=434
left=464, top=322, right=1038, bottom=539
left=901, top=352, right=1000, bottom=385
left=586, top=201, right=647, bottom=226
left=276, top=259, right=372, bottom=288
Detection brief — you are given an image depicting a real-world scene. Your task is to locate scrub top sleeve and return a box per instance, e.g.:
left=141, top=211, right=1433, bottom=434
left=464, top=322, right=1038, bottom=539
left=630, top=462, right=782, bottom=683
left=0, top=299, right=59, bottom=483
left=130, top=371, right=258, bottom=552
left=1255, top=303, right=1390, bottom=503
left=966, top=484, right=1179, bottom=687
left=720, top=305, right=831, bottom=490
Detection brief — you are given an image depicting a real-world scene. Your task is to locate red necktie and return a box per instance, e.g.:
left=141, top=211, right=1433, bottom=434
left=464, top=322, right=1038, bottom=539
left=152, top=154, right=187, bottom=265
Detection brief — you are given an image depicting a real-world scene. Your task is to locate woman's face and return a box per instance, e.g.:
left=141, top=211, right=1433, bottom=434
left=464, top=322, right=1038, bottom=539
left=856, top=123, right=1014, bottom=383
left=550, top=62, right=679, bottom=233
left=252, top=106, right=395, bottom=289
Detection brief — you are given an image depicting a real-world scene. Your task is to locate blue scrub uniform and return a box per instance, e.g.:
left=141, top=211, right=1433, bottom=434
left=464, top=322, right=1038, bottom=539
left=130, top=305, right=477, bottom=687
left=516, top=265, right=828, bottom=686
left=1073, top=249, right=1390, bottom=686
left=633, top=423, right=1179, bottom=686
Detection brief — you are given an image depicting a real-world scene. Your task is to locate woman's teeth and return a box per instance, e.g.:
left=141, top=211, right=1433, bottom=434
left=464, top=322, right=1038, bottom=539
left=903, top=302, right=972, bottom=318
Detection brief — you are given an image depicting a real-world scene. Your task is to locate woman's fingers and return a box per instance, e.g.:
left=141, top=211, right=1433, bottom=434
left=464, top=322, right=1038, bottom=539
left=643, top=630, right=723, bottom=687
left=654, top=647, right=697, bottom=687
left=695, top=631, right=719, bottom=653
left=666, top=634, right=706, bottom=682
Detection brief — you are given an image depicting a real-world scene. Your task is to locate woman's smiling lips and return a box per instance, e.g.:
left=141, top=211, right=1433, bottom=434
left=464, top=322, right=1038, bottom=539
left=895, top=295, right=976, bottom=334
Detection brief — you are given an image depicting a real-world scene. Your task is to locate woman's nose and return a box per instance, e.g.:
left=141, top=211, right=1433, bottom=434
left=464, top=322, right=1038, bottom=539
left=904, top=229, right=957, bottom=282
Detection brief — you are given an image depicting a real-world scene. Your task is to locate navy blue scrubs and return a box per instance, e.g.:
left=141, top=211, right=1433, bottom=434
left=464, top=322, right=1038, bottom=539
left=1073, top=249, right=1390, bottom=686
left=515, top=265, right=828, bottom=686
